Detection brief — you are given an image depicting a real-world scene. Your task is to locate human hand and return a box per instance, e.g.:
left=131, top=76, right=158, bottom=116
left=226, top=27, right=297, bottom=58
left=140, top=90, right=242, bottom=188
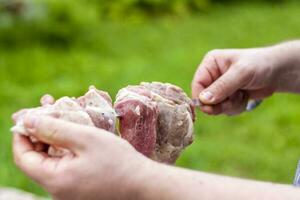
left=12, top=115, right=152, bottom=200
left=191, top=47, right=280, bottom=115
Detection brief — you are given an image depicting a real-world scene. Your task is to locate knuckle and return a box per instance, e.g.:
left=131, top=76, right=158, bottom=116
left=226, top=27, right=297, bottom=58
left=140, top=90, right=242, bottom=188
left=205, top=49, right=228, bottom=62
left=40, top=120, right=61, bottom=142
left=204, top=50, right=218, bottom=61
left=235, top=62, right=255, bottom=76
left=48, top=126, right=60, bottom=141
left=207, top=49, right=222, bottom=57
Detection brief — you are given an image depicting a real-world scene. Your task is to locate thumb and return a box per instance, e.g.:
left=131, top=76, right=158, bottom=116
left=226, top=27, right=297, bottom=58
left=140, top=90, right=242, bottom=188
left=23, top=115, right=96, bottom=153
left=199, top=67, right=249, bottom=104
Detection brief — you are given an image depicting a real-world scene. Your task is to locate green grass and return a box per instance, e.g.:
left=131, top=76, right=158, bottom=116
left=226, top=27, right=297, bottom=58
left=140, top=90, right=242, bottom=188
left=1, top=1, right=300, bottom=196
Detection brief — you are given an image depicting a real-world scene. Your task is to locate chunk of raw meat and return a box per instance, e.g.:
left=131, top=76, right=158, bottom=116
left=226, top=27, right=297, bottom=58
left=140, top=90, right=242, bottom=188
left=11, top=86, right=116, bottom=157
left=12, top=82, right=195, bottom=163
left=11, top=97, right=94, bottom=136
left=115, top=86, right=158, bottom=157
left=115, top=82, right=194, bottom=163
left=78, top=86, right=116, bottom=133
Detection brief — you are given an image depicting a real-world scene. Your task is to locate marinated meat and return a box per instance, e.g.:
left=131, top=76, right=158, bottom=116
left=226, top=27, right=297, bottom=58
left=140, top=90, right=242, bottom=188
left=12, top=82, right=195, bottom=163
left=115, top=82, right=194, bottom=163
left=11, top=86, right=116, bottom=157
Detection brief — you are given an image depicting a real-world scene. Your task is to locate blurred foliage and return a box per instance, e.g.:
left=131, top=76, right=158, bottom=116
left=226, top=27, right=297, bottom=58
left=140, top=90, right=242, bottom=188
left=0, top=0, right=211, bottom=47
left=0, top=0, right=290, bottom=47
left=92, top=0, right=211, bottom=18
left=0, top=0, right=100, bottom=47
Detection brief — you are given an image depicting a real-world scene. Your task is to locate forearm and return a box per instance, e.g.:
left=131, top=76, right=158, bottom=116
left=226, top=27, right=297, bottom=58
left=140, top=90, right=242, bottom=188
left=135, top=162, right=300, bottom=200
left=269, top=40, right=300, bottom=93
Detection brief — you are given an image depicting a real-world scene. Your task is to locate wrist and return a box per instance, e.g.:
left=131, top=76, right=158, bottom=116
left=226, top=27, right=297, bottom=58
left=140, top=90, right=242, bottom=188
left=121, top=155, right=161, bottom=200
left=268, top=41, right=300, bottom=93
left=130, top=158, right=173, bottom=200
left=132, top=159, right=161, bottom=200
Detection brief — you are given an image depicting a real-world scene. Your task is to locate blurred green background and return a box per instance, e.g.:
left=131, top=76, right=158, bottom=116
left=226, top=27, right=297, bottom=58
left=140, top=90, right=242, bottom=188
left=1, top=0, right=300, bottom=196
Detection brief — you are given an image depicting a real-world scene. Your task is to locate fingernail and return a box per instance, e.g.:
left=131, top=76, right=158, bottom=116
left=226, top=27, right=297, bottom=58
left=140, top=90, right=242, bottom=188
left=199, top=91, right=213, bottom=102
left=24, top=115, right=38, bottom=129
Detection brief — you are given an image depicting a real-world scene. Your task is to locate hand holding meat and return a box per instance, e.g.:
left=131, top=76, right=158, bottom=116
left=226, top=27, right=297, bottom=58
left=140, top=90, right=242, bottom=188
left=12, top=86, right=117, bottom=157
left=13, top=116, right=150, bottom=200
left=12, top=108, right=300, bottom=200
left=12, top=82, right=194, bottom=163
left=11, top=82, right=195, bottom=199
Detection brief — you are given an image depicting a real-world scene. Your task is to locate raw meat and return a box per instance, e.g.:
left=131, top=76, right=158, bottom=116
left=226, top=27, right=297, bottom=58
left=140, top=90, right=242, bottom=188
left=12, top=82, right=195, bottom=163
left=11, top=97, right=94, bottom=136
left=78, top=86, right=116, bottom=133
left=11, top=86, right=116, bottom=157
left=115, top=82, right=194, bottom=163
left=114, top=86, right=158, bottom=157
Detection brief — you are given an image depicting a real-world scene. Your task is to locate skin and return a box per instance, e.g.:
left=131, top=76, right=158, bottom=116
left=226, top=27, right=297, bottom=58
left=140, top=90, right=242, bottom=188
left=12, top=40, right=300, bottom=199
left=192, top=40, right=300, bottom=115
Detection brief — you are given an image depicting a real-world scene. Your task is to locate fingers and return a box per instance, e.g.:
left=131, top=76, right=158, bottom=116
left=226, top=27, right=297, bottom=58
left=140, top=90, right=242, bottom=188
left=13, top=134, right=52, bottom=182
left=192, top=51, right=221, bottom=99
left=191, top=50, right=236, bottom=100
left=200, top=91, right=248, bottom=116
left=12, top=109, right=29, bottom=123
left=23, top=115, right=101, bottom=153
left=40, top=94, right=55, bottom=106
left=199, top=66, right=250, bottom=105
left=12, top=94, right=54, bottom=123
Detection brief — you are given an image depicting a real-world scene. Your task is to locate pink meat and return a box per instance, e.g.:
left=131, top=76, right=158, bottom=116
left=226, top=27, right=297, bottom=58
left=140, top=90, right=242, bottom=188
left=115, top=98, right=158, bottom=156
left=11, top=97, right=94, bottom=136
left=115, top=82, right=194, bottom=163
left=11, top=86, right=117, bottom=157
left=77, top=86, right=116, bottom=133
left=12, top=83, right=195, bottom=163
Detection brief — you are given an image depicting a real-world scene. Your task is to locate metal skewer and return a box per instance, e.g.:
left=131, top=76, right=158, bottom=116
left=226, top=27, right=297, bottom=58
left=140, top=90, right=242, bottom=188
left=192, top=99, right=203, bottom=107
left=293, top=160, right=300, bottom=187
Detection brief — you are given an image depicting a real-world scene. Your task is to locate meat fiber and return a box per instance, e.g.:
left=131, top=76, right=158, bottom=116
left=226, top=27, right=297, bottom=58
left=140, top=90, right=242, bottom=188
left=114, top=86, right=158, bottom=157
left=115, top=82, right=194, bottom=163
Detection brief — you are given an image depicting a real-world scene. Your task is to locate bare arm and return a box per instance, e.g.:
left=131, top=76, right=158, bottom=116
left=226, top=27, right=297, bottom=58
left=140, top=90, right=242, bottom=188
left=12, top=116, right=300, bottom=200
left=137, top=162, right=300, bottom=200
left=271, top=40, right=300, bottom=93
